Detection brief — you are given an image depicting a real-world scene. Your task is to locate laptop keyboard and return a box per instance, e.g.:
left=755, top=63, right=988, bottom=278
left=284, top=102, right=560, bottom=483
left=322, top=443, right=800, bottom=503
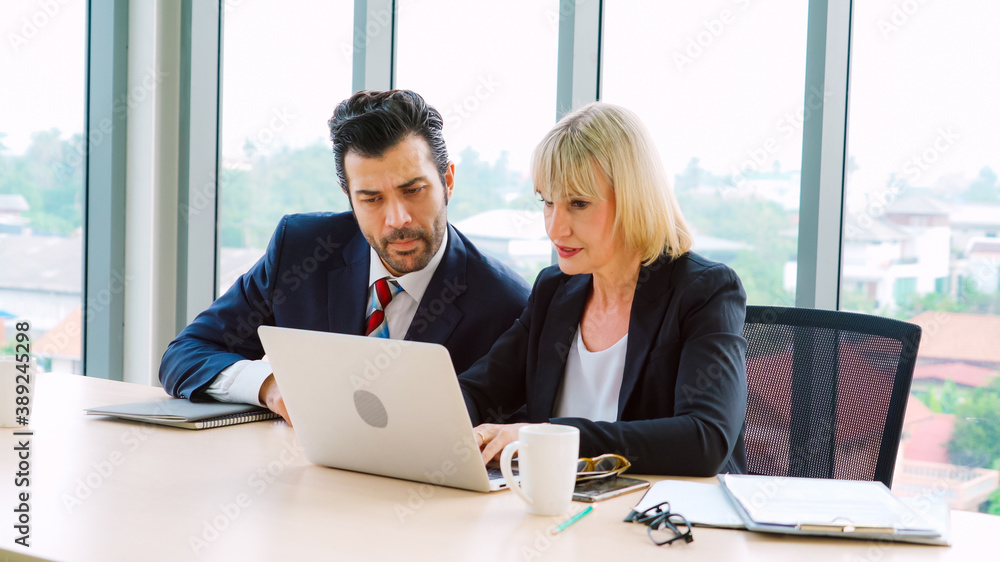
left=486, top=465, right=518, bottom=481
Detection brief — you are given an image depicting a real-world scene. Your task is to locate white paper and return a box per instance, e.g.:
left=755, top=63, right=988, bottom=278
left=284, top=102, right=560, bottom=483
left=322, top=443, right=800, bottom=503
left=631, top=480, right=745, bottom=529
left=721, top=474, right=939, bottom=533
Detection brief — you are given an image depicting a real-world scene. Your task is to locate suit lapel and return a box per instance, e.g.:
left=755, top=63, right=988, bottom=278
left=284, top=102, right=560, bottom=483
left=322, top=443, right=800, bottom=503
left=534, top=274, right=590, bottom=419
left=327, top=230, right=371, bottom=336
left=617, top=256, right=675, bottom=418
left=404, top=225, right=465, bottom=344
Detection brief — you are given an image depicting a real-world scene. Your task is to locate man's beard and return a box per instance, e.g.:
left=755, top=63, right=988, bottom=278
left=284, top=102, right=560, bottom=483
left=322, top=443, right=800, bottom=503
left=369, top=211, right=447, bottom=275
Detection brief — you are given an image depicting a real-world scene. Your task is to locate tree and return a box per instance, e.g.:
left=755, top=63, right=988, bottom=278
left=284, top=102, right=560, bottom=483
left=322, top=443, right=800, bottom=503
left=948, top=377, right=1000, bottom=468
left=676, top=191, right=796, bottom=306
left=840, top=289, right=881, bottom=314
left=0, top=129, right=83, bottom=236
left=675, top=157, right=704, bottom=192
left=962, top=166, right=999, bottom=202
left=894, top=278, right=1000, bottom=319
left=447, top=146, right=532, bottom=223
left=987, top=460, right=1000, bottom=515
left=218, top=142, right=348, bottom=249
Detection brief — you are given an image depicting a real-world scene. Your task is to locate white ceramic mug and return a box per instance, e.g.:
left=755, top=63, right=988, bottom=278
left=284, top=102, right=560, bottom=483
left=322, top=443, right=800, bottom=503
left=500, top=424, right=580, bottom=516
left=0, top=356, right=36, bottom=428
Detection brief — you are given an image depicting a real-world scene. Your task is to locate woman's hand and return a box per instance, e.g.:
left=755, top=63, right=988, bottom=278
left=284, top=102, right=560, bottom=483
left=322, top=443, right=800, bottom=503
left=474, top=422, right=534, bottom=465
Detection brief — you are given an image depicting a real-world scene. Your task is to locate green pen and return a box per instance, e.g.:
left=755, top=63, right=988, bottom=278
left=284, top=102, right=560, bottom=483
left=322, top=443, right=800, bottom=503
left=551, top=505, right=595, bottom=535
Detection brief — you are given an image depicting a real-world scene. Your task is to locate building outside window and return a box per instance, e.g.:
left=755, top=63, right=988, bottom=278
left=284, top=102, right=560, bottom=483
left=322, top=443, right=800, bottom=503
left=842, top=1, right=1000, bottom=513
left=0, top=1, right=87, bottom=374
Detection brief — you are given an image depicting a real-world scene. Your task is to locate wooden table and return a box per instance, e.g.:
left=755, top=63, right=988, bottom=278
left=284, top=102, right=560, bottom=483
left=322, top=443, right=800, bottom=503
left=1, top=373, right=997, bottom=561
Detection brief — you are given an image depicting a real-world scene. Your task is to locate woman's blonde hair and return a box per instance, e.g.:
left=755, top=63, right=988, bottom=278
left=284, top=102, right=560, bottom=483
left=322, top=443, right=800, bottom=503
left=531, top=102, right=692, bottom=265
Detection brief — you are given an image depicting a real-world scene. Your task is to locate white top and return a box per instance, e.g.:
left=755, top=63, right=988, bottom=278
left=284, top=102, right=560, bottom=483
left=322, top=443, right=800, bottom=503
left=552, top=326, right=628, bottom=422
left=204, top=229, right=449, bottom=405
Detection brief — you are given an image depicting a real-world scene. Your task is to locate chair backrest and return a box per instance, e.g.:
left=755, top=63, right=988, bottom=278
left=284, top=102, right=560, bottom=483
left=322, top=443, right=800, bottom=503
left=743, top=306, right=921, bottom=487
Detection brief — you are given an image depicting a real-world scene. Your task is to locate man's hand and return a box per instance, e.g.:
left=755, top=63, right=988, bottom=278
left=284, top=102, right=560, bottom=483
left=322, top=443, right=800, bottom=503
left=258, top=374, right=292, bottom=426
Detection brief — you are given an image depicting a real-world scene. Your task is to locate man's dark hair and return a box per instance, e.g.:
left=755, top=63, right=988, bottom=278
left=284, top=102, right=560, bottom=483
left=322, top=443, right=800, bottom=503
left=328, top=89, right=449, bottom=194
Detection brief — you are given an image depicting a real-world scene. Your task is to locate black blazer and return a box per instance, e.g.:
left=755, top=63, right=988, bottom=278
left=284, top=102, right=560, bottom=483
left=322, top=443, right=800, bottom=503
left=160, top=212, right=530, bottom=401
left=460, top=252, right=748, bottom=476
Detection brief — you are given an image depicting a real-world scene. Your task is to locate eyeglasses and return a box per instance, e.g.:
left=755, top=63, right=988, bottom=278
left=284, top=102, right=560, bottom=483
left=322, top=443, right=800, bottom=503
left=623, top=501, right=694, bottom=546
left=576, top=454, right=631, bottom=481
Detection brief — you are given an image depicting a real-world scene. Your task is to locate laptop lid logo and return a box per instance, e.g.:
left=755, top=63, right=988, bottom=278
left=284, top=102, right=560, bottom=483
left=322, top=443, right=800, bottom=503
left=353, top=390, right=388, bottom=428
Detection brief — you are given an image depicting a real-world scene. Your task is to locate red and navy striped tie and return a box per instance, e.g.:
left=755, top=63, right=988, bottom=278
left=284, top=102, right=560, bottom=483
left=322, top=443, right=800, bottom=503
left=365, top=277, right=402, bottom=338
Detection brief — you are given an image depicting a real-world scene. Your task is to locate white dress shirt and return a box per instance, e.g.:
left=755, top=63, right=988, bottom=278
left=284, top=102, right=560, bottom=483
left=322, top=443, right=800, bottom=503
left=553, top=325, right=628, bottom=422
left=205, top=230, right=449, bottom=405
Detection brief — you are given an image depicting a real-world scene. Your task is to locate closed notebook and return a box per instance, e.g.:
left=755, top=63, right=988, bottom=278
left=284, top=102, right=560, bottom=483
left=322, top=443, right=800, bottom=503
left=85, top=398, right=279, bottom=430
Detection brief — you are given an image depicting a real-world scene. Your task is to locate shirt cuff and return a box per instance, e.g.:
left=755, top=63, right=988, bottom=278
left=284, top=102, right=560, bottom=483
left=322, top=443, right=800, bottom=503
left=203, top=359, right=273, bottom=406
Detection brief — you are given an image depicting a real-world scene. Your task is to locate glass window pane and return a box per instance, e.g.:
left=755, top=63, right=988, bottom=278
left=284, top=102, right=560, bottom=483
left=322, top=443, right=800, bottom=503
left=218, top=0, right=354, bottom=294
left=395, top=0, right=560, bottom=283
left=843, top=2, right=1000, bottom=514
left=602, top=0, right=808, bottom=306
left=0, top=1, right=87, bottom=374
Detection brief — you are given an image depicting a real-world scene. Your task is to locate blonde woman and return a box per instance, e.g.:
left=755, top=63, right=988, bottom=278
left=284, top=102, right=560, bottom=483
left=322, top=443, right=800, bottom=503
left=460, top=103, right=748, bottom=476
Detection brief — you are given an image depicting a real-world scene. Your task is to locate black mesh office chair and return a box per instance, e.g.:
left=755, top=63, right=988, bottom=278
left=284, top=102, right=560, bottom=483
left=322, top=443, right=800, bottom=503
left=742, top=306, right=922, bottom=488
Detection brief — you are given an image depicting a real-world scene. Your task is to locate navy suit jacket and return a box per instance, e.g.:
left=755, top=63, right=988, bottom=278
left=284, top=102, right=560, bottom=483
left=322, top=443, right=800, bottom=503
left=460, top=252, right=748, bottom=476
left=160, top=212, right=530, bottom=401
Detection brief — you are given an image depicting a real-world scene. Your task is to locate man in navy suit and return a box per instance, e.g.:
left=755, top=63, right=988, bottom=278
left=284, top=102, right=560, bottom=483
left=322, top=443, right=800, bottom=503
left=159, top=90, right=530, bottom=424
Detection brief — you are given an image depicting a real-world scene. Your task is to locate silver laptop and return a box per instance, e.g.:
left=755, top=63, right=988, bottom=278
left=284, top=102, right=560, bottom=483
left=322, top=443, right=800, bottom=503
left=258, top=325, right=511, bottom=492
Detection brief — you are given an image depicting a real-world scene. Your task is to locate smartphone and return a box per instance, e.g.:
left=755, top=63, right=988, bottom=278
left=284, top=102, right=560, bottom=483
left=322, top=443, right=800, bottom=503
left=573, top=476, right=650, bottom=502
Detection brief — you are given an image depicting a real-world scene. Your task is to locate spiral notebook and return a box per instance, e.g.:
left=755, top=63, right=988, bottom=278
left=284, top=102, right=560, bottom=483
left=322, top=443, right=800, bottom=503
left=85, top=398, right=280, bottom=430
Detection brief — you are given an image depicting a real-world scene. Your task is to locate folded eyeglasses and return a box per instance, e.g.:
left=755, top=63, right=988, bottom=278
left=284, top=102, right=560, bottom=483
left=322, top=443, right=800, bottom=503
left=576, top=453, right=631, bottom=481
left=623, top=501, right=694, bottom=546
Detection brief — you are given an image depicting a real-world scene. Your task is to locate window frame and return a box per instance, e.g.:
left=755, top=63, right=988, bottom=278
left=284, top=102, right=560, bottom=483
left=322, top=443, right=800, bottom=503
left=84, top=0, right=851, bottom=379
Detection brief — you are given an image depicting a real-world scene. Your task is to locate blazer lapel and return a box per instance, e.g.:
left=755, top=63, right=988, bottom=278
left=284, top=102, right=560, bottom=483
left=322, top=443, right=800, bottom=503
left=327, top=230, right=371, bottom=336
left=533, top=274, right=590, bottom=419
left=405, top=225, right=465, bottom=344
left=618, top=256, right=675, bottom=418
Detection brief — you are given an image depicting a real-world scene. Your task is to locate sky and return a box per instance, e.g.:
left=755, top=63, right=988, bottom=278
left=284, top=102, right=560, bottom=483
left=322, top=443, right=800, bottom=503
left=1, top=0, right=87, bottom=152
left=2, top=0, right=999, bottom=202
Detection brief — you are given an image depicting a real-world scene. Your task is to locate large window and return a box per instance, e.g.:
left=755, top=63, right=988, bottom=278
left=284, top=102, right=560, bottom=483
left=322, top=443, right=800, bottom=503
left=66, top=0, right=999, bottom=517
left=0, top=1, right=86, bottom=374
left=217, top=0, right=355, bottom=294
left=843, top=2, right=1000, bottom=513
left=602, top=0, right=809, bottom=306
left=395, top=0, right=560, bottom=283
